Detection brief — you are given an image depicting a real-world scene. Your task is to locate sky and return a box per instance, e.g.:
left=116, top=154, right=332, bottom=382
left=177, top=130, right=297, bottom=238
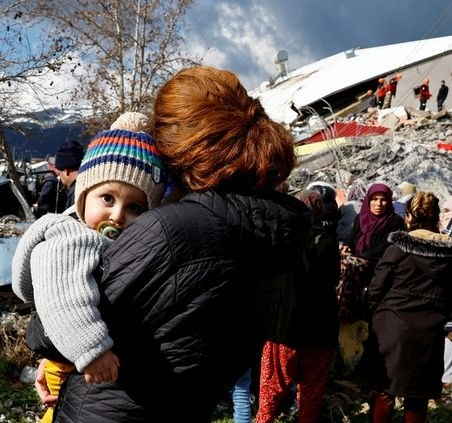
left=184, top=0, right=452, bottom=90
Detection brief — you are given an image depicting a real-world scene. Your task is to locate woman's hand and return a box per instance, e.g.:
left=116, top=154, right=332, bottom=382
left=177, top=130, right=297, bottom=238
left=35, top=359, right=58, bottom=407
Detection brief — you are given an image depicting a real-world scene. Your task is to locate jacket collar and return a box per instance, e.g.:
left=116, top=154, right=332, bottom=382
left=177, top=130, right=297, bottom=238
left=388, top=230, right=452, bottom=258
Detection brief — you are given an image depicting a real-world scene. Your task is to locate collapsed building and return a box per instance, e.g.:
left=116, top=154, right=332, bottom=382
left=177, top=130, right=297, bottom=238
left=250, top=35, right=452, bottom=200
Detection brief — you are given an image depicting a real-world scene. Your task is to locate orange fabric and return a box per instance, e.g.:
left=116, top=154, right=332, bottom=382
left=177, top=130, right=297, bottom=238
left=256, top=342, right=334, bottom=423
left=336, top=189, right=346, bottom=207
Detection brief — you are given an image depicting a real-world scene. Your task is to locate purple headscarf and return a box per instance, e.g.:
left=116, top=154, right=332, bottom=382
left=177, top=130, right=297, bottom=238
left=356, top=183, right=394, bottom=254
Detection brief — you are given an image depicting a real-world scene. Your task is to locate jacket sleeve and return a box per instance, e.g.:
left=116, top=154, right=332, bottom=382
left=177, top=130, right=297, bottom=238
left=17, top=215, right=114, bottom=371
left=367, top=246, right=397, bottom=314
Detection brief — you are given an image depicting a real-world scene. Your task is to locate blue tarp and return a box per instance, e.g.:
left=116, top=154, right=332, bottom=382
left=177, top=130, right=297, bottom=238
left=0, top=237, right=21, bottom=286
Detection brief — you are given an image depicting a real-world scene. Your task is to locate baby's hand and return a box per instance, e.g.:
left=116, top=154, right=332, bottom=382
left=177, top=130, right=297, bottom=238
left=83, top=350, right=120, bottom=384
left=35, top=359, right=58, bottom=407
left=341, top=245, right=352, bottom=255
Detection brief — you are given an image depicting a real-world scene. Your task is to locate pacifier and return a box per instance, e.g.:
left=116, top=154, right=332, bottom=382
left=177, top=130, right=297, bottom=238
left=96, top=220, right=123, bottom=240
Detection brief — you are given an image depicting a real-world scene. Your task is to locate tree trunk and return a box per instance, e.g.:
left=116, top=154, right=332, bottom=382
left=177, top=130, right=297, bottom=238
left=0, top=127, right=25, bottom=198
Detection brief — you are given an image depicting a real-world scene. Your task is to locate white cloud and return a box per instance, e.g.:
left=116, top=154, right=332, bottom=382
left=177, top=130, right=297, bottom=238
left=184, top=0, right=452, bottom=90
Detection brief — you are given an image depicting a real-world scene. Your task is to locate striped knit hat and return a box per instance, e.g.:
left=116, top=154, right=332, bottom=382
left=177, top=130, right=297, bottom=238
left=75, top=129, right=165, bottom=221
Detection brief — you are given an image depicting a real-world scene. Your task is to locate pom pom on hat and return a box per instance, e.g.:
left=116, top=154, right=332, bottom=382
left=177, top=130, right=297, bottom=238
left=75, top=129, right=166, bottom=221
left=55, top=140, right=85, bottom=171
left=110, top=112, right=152, bottom=133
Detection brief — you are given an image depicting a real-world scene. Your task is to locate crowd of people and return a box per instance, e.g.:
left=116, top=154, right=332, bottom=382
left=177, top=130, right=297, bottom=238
left=369, top=73, right=449, bottom=113
left=11, top=65, right=452, bottom=423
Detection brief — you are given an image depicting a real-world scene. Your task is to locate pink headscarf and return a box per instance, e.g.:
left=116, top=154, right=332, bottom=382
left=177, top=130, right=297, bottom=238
left=356, top=183, right=394, bottom=254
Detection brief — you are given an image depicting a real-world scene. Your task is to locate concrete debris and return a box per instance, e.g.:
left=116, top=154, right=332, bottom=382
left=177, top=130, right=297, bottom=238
left=288, top=119, right=452, bottom=202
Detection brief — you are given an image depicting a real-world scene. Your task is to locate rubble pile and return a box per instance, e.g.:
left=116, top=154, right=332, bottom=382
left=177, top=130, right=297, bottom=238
left=0, top=222, right=29, bottom=238
left=289, top=120, right=452, bottom=201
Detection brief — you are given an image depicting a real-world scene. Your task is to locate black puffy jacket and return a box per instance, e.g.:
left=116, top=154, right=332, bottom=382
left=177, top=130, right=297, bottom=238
left=54, top=190, right=312, bottom=422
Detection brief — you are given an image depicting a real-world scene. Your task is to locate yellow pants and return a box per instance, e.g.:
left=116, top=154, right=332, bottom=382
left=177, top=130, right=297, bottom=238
left=338, top=320, right=369, bottom=372
left=40, top=360, right=75, bottom=423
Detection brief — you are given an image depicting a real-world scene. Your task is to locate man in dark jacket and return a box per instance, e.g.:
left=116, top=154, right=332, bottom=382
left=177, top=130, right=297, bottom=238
left=54, top=140, right=84, bottom=210
left=437, top=80, right=449, bottom=112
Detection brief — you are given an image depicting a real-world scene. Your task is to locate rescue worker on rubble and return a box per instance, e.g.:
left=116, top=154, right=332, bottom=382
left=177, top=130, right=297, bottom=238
left=376, top=78, right=387, bottom=109
left=382, top=74, right=402, bottom=109
left=419, top=78, right=431, bottom=111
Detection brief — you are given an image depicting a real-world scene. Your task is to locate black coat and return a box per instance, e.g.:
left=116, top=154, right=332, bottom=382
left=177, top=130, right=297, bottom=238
left=345, top=213, right=405, bottom=265
left=437, top=85, right=449, bottom=100
left=286, top=223, right=340, bottom=348
left=53, top=190, right=312, bottom=423
left=368, top=230, right=452, bottom=398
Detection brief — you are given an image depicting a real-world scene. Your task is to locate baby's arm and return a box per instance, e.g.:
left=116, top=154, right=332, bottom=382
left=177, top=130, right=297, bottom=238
left=83, top=349, right=120, bottom=384
left=30, top=216, right=115, bottom=372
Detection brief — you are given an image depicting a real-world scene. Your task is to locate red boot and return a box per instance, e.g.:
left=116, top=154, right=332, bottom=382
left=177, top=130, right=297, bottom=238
left=369, top=391, right=395, bottom=423
left=403, top=397, right=428, bottom=423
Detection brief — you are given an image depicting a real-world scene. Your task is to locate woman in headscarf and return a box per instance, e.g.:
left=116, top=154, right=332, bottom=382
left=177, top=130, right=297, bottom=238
left=342, top=183, right=405, bottom=264
left=367, top=192, right=452, bottom=422
left=338, top=183, right=405, bottom=370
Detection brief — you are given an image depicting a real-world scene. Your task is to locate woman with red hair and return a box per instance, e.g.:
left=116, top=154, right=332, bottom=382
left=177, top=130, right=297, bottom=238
left=49, top=66, right=313, bottom=423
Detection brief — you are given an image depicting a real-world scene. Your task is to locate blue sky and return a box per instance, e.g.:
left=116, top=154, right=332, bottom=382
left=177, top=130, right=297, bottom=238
left=185, top=0, right=452, bottom=90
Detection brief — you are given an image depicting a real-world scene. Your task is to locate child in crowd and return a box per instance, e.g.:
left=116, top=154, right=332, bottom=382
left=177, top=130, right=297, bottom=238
left=12, top=113, right=166, bottom=423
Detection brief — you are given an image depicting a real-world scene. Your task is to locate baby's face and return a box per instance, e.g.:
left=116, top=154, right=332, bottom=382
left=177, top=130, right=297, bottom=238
left=84, top=182, right=147, bottom=231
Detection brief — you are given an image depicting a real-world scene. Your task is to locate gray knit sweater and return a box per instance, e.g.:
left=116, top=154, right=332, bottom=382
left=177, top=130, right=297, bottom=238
left=12, top=208, right=114, bottom=371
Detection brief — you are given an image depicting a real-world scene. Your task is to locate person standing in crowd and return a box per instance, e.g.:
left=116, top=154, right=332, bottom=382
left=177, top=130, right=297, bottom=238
left=338, top=183, right=405, bottom=371
left=337, top=179, right=367, bottom=243
left=44, top=66, right=312, bottom=423
left=382, top=74, right=402, bottom=109
left=342, top=183, right=405, bottom=264
left=367, top=191, right=452, bottom=423
left=440, top=197, right=452, bottom=388
left=437, top=80, right=449, bottom=112
left=13, top=121, right=166, bottom=423
left=256, top=189, right=340, bottom=423
left=306, top=181, right=340, bottom=239
left=54, top=139, right=85, bottom=210
left=418, top=78, right=431, bottom=111
left=232, top=368, right=253, bottom=423
left=32, top=168, right=64, bottom=219
left=393, top=181, right=417, bottom=220
left=439, top=197, right=452, bottom=234
left=376, top=78, right=387, bottom=109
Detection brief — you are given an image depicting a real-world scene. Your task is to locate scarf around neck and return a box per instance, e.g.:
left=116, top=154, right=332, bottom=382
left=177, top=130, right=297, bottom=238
left=356, top=183, right=394, bottom=254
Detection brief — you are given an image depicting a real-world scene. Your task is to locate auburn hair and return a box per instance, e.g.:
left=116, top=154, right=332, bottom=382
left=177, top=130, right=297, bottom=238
left=153, top=66, right=295, bottom=192
left=405, top=191, right=440, bottom=232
